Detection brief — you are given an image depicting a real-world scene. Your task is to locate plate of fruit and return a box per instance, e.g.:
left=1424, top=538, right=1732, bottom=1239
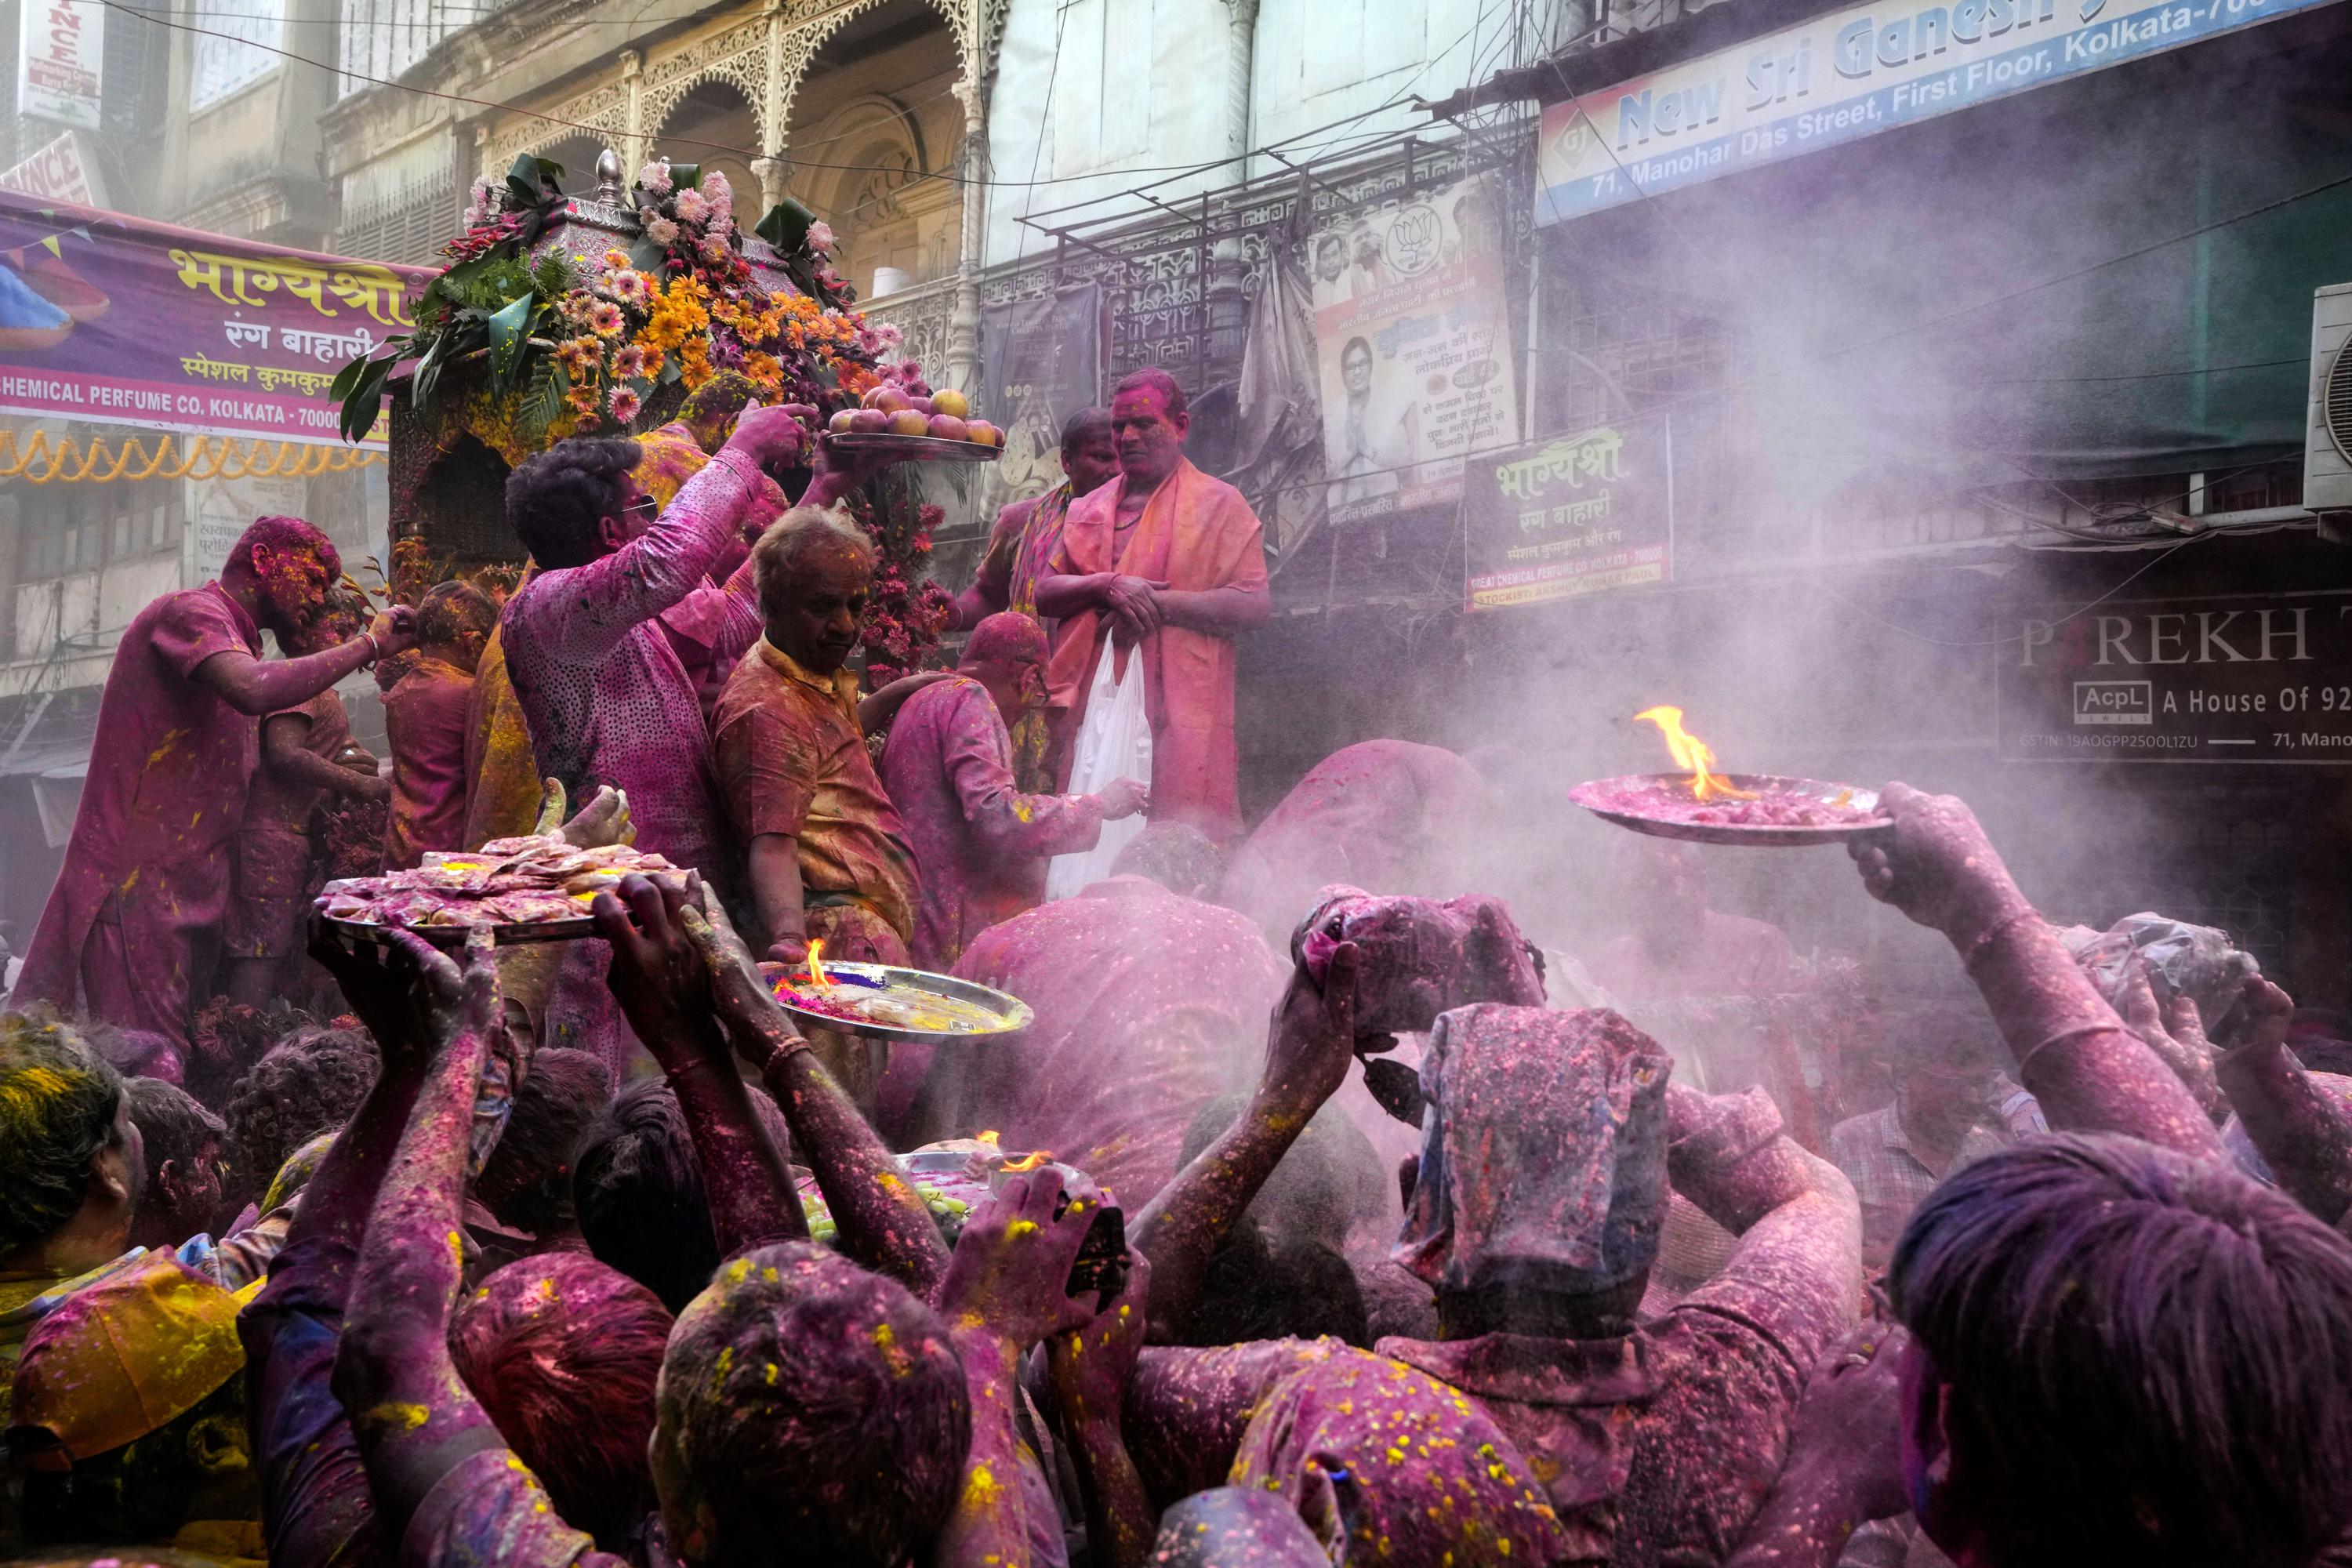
left=824, top=378, right=1003, bottom=463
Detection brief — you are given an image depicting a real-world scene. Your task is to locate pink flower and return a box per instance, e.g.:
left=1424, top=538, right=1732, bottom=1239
left=555, top=336, right=601, bottom=375
left=609, top=385, right=642, bottom=424
left=808, top=220, right=836, bottom=252
left=637, top=161, right=672, bottom=194
left=703, top=170, right=733, bottom=214
left=699, top=235, right=730, bottom=264
left=608, top=269, right=649, bottom=307
left=611, top=343, right=649, bottom=379
left=644, top=215, right=680, bottom=246
left=674, top=187, right=710, bottom=223
left=587, top=300, right=626, bottom=337
left=873, top=322, right=904, bottom=349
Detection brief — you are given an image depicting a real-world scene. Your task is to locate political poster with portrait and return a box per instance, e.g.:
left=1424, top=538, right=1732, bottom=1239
left=1309, top=173, right=1519, bottom=527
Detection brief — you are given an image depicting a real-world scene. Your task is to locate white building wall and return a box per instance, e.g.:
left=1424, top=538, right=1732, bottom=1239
left=984, top=0, right=1242, bottom=266
left=1250, top=0, right=1508, bottom=170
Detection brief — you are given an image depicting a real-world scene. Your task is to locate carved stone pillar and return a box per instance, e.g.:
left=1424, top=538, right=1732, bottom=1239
left=944, top=83, right=988, bottom=394
left=619, top=50, right=645, bottom=169
left=1224, top=0, right=1259, bottom=172
left=751, top=154, right=788, bottom=213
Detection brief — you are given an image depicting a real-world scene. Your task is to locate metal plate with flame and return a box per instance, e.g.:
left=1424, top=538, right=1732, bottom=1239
left=1568, top=772, right=1893, bottom=847
left=761, top=959, right=1034, bottom=1044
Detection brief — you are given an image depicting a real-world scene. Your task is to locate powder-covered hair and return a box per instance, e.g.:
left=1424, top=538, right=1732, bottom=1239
left=477, top=1047, right=610, bottom=1236
left=125, top=1076, right=227, bottom=1198
left=1113, top=366, right=1188, bottom=419
left=1891, top=1134, right=2352, bottom=1568
left=659, top=1242, right=969, bottom=1566
left=573, top=1077, right=791, bottom=1312
left=0, top=1014, right=125, bottom=1254
left=416, top=579, right=498, bottom=650
left=506, top=437, right=642, bottom=568
left=964, top=610, right=1047, bottom=667
left=750, top=507, right=875, bottom=627
left=452, top=1254, right=670, bottom=1547
left=1111, top=822, right=1224, bottom=897
left=224, top=514, right=338, bottom=582
left=222, top=1024, right=379, bottom=1203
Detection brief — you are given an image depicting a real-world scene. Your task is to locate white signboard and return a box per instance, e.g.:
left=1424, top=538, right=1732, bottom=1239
left=17, top=0, right=104, bottom=132
left=0, top=132, right=103, bottom=206
left=1536, top=0, right=2339, bottom=224
left=184, top=472, right=304, bottom=587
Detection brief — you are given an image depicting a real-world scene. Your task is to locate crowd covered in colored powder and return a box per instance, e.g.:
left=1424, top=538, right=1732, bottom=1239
left=6, top=364, right=2352, bottom=1568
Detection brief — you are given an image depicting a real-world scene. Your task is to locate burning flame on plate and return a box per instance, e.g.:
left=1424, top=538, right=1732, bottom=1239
left=803, top=938, right=829, bottom=988
left=1634, top=706, right=1756, bottom=802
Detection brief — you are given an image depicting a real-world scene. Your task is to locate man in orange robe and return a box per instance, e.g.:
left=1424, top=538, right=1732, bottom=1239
left=1036, top=368, right=1270, bottom=844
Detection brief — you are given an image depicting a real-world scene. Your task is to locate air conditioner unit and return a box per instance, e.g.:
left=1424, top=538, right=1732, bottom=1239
left=2306, top=282, right=2352, bottom=514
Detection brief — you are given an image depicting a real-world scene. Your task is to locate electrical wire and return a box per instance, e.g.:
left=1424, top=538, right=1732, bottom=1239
left=106, top=0, right=1504, bottom=203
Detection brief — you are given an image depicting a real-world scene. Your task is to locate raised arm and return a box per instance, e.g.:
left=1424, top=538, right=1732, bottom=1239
left=197, top=608, right=415, bottom=717
left=1667, top=1082, right=1863, bottom=1358
left=235, top=927, right=459, bottom=1568
left=2215, top=975, right=2352, bottom=1227
left=1047, top=1254, right=1159, bottom=1568
left=1849, top=784, right=2223, bottom=1159
left=328, top=931, right=507, bottom=1539
left=682, top=886, right=953, bottom=1297
left=1130, top=942, right=1359, bottom=1338
left=931, top=1165, right=1106, bottom=1568
left=534, top=444, right=776, bottom=668
left=590, top=874, right=811, bottom=1257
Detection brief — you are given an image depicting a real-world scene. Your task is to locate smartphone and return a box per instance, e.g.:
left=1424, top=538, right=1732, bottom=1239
left=1064, top=1199, right=1127, bottom=1301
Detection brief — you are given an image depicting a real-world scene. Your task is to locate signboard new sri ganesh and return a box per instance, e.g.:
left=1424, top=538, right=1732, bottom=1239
left=1998, top=592, right=2352, bottom=762
left=1535, top=0, right=2341, bottom=225
left=0, top=190, right=435, bottom=447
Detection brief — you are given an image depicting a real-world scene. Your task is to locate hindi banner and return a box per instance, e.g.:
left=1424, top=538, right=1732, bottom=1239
left=0, top=189, right=436, bottom=447
left=1311, top=172, right=1519, bottom=528
left=1465, top=412, right=1673, bottom=612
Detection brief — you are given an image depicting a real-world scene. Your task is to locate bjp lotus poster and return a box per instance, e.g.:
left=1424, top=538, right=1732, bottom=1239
left=1308, top=172, right=1519, bottom=528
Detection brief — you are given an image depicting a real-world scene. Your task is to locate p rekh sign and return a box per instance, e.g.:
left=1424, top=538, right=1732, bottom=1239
left=1998, top=593, right=2352, bottom=762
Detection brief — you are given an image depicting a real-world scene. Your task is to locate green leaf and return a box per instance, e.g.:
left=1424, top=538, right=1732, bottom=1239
left=327, top=351, right=374, bottom=404
left=667, top=162, right=702, bottom=193
left=516, top=354, right=564, bottom=446
left=658, top=354, right=682, bottom=387
left=756, top=197, right=815, bottom=254
left=488, top=292, right=535, bottom=394
left=337, top=356, right=394, bottom=445
left=630, top=234, right=667, bottom=274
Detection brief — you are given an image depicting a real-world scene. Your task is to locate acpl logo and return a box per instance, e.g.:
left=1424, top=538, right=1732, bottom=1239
left=2073, top=680, right=2152, bottom=725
